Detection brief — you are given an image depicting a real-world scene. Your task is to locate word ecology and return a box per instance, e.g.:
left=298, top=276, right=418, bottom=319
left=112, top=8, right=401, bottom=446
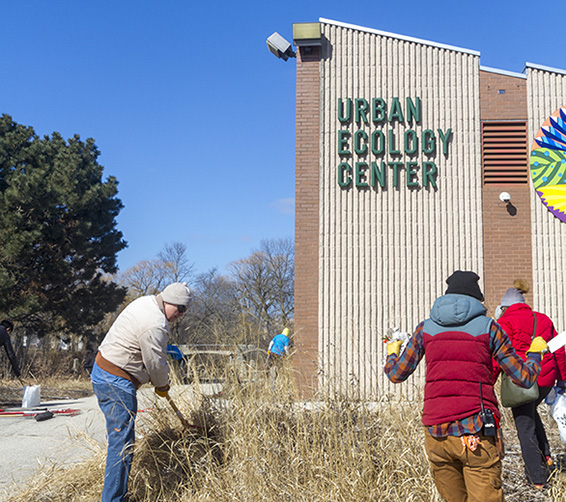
left=336, top=97, right=452, bottom=190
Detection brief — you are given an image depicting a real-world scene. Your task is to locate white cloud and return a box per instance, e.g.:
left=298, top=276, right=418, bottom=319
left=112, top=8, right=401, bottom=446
left=271, top=198, right=295, bottom=215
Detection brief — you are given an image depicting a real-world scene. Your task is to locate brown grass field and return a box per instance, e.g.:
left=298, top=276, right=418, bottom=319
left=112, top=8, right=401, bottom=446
left=1, top=363, right=565, bottom=502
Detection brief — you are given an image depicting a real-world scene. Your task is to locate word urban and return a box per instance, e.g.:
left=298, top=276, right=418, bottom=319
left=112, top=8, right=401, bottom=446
left=336, top=97, right=452, bottom=190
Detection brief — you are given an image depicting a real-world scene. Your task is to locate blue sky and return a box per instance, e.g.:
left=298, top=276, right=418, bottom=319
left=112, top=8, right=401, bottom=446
left=1, top=1, right=564, bottom=276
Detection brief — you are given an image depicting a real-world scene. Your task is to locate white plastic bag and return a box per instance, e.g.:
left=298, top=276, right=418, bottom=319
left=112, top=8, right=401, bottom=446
left=550, top=390, right=566, bottom=443
left=22, top=385, right=41, bottom=408
left=382, top=327, right=410, bottom=367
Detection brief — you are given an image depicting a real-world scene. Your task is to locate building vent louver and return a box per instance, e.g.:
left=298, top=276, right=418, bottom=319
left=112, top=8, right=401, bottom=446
left=482, top=121, right=528, bottom=184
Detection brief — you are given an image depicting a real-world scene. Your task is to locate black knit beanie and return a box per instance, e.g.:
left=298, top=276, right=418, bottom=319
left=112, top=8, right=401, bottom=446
left=445, top=270, right=484, bottom=302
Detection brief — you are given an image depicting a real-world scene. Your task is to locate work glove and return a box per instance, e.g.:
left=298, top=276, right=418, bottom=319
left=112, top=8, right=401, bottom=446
left=386, top=340, right=403, bottom=357
left=494, top=305, right=504, bottom=320
left=526, top=336, right=549, bottom=356
left=154, top=384, right=170, bottom=398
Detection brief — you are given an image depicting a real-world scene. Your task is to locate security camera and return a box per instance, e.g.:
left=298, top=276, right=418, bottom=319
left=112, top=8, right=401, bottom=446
left=499, top=192, right=511, bottom=203
left=266, top=32, right=296, bottom=61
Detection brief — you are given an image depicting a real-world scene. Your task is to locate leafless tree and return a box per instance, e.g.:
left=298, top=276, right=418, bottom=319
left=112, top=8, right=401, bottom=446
left=115, top=239, right=293, bottom=350
left=120, top=242, right=195, bottom=301
left=261, top=238, right=294, bottom=324
left=157, top=242, right=195, bottom=285
left=229, top=237, right=294, bottom=337
left=119, top=259, right=164, bottom=299
left=177, top=268, right=240, bottom=345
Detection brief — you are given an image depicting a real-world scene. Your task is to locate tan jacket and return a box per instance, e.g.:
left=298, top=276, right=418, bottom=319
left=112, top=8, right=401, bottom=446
left=99, top=295, right=169, bottom=388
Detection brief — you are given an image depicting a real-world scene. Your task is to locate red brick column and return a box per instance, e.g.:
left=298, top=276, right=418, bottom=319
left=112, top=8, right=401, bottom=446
left=480, top=72, right=527, bottom=121
left=480, top=71, right=533, bottom=312
left=294, top=46, right=321, bottom=397
left=482, top=186, right=533, bottom=312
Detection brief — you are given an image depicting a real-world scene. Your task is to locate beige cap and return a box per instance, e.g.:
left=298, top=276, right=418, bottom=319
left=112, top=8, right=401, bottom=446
left=161, top=282, right=192, bottom=307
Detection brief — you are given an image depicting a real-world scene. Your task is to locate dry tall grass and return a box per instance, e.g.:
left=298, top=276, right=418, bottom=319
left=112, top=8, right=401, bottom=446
left=5, top=361, right=566, bottom=502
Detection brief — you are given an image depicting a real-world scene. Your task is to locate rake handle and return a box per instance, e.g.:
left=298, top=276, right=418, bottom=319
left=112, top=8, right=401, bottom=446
left=166, top=394, right=190, bottom=429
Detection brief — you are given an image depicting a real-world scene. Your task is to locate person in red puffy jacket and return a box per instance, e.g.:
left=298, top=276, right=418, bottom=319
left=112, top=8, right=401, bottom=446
left=495, top=279, right=566, bottom=487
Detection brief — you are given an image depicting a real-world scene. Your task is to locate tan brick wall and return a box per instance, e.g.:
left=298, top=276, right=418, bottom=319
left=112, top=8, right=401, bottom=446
left=480, top=71, right=527, bottom=121
left=294, top=46, right=321, bottom=397
left=480, top=70, right=533, bottom=314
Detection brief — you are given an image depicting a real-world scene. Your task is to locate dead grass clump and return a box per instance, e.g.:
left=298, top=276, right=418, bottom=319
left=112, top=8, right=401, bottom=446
left=175, top=364, right=440, bottom=501
left=5, top=452, right=105, bottom=502
left=6, top=360, right=566, bottom=501
left=499, top=404, right=566, bottom=502
left=128, top=417, right=223, bottom=501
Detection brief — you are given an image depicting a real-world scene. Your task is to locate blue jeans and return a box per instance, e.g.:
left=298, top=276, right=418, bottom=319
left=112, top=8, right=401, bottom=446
left=93, top=378, right=138, bottom=502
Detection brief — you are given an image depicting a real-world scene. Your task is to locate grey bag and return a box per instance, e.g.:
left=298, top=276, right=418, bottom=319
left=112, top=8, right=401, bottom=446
left=500, top=313, right=539, bottom=408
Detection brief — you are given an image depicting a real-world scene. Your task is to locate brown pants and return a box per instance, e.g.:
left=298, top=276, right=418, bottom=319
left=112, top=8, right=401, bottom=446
left=424, top=430, right=504, bottom=502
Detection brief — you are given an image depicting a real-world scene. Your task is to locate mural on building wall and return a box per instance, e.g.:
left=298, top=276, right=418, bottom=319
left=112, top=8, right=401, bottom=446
left=530, top=105, right=566, bottom=222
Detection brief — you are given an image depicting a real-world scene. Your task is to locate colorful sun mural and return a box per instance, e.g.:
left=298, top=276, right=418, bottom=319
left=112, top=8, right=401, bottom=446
left=530, top=105, right=566, bottom=222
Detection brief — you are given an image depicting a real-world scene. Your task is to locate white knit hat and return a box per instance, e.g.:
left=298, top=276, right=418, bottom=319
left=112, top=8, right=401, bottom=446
left=500, top=288, right=525, bottom=307
left=161, top=282, right=192, bottom=307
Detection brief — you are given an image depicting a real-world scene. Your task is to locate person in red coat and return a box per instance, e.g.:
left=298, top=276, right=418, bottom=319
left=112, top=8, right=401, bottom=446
left=495, top=279, right=566, bottom=487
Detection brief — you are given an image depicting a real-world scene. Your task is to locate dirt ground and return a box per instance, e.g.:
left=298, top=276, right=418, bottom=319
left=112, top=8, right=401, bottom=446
left=0, top=379, right=107, bottom=501
left=500, top=414, right=565, bottom=502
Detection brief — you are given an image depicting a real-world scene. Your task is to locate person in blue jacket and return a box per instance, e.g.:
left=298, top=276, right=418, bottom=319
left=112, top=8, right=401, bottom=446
left=266, top=327, right=290, bottom=375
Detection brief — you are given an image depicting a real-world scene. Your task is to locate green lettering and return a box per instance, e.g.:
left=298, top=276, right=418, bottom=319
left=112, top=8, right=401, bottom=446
left=438, top=128, right=452, bottom=155
left=404, top=130, right=418, bottom=155
left=406, top=97, right=421, bottom=123
left=406, top=162, right=419, bottom=188
left=389, top=162, right=404, bottom=188
left=422, top=129, right=436, bottom=155
left=337, top=98, right=351, bottom=123
left=371, top=130, right=385, bottom=155
left=388, top=130, right=400, bottom=155
left=423, top=161, right=437, bottom=188
left=371, top=161, right=386, bottom=188
left=338, top=162, right=352, bottom=187
left=355, top=98, right=369, bottom=124
left=388, top=97, right=404, bottom=124
left=354, top=130, right=368, bottom=155
left=355, top=162, right=369, bottom=187
left=372, top=98, right=386, bottom=123
left=338, top=130, right=351, bottom=155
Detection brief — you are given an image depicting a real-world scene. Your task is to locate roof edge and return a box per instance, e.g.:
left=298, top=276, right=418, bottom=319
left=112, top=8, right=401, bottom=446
left=319, top=17, right=481, bottom=56
left=480, top=66, right=527, bottom=79
left=525, top=62, right=566, bottom=76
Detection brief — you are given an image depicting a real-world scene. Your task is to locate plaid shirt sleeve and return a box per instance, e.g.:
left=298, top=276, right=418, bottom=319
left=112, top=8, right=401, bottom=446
left=384, top=322, right=425, bottom=382
left=491, top=321, right=541, bottom=387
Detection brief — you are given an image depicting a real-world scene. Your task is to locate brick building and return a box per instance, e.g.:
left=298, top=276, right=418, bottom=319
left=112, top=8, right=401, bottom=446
left=292, top=18, right=566, bottom=398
